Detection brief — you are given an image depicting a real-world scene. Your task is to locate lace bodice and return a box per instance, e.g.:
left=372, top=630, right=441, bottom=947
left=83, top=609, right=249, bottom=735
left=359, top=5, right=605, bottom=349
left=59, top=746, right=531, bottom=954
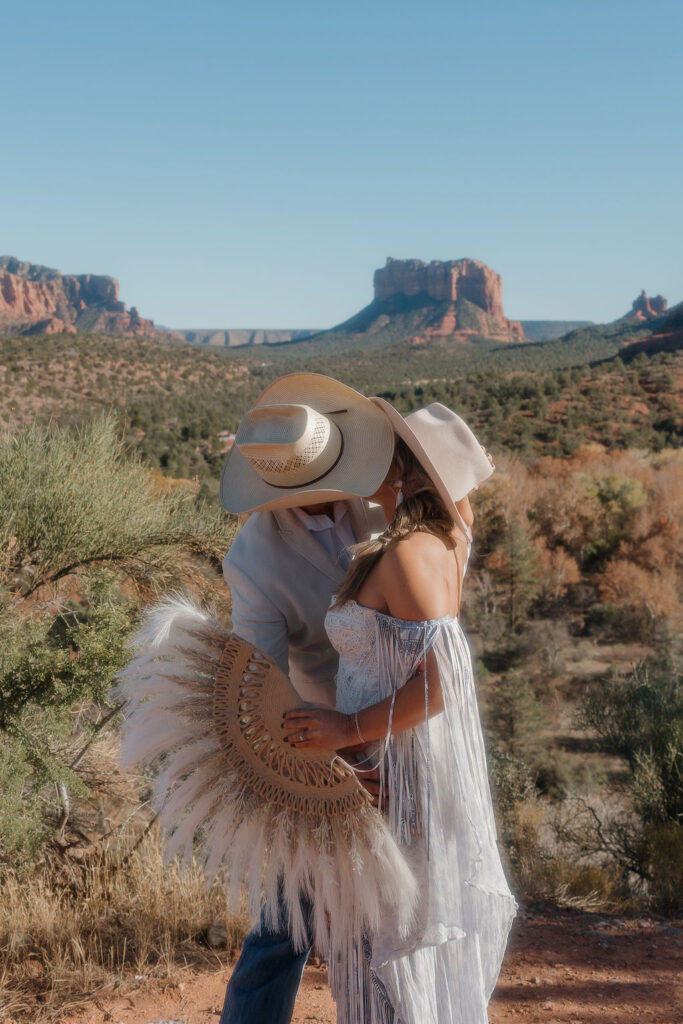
left=326, top=539, right=471, bottom=716
left=326, top=599, right=447, bottom=714
left=327, top=600, right=381, bottom=714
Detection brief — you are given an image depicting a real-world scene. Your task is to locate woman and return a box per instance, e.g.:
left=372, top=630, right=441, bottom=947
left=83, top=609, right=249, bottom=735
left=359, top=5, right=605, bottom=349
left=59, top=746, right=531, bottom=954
left=283, top=400, right=517, bottom=1024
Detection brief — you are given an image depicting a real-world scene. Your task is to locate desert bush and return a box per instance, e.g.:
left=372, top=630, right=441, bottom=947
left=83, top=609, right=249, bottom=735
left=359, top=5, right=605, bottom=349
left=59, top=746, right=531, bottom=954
left=637, top=821, right=683, bottom=915
left=488, top=778, right=624, bottom=910
left=574, top=650, right=683, bottom=911
left=0, top=414, right=236, bottom=863
left=0, top=413, right=231, bottom=596
left=578, top=654, right=683, bottom=825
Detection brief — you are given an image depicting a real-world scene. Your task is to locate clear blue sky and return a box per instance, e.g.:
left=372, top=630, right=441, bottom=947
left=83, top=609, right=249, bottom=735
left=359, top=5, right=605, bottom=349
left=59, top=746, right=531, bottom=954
left=2, top=0, right=681, bottom=328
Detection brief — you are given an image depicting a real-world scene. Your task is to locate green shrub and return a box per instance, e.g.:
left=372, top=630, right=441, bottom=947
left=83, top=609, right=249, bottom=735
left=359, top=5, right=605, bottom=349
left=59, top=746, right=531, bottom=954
left=578, top=655, right=683, bottom=826
left=576, top=651, right=683, bottom=911
left=0, top=414, right=236, bottom=863
left=485, top=671, right=551, bottom=778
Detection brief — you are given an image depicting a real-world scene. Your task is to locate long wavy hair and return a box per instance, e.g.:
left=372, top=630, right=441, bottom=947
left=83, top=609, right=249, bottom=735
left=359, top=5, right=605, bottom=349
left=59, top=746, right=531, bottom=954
left=334, top=437, right=454, bottom=607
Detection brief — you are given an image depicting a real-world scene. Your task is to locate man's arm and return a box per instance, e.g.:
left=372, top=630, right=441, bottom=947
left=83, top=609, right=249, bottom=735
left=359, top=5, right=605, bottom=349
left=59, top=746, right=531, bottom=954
left=222, top=555, right=289, bottom=675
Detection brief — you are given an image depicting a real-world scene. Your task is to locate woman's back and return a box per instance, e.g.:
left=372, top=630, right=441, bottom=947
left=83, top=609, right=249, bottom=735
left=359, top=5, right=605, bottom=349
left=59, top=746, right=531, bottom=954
left=353, top=526, right=470, bottom=624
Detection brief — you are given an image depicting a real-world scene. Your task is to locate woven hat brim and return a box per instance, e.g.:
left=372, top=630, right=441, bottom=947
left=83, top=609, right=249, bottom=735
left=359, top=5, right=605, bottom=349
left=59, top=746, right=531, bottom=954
left=220, top=374, right=395, bottom=514
left=370, top=398, right=493, bottom=517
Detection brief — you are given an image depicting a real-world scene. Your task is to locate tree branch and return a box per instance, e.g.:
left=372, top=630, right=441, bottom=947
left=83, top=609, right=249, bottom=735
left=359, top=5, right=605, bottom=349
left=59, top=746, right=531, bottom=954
left=69, top=704, right=123, bottom=771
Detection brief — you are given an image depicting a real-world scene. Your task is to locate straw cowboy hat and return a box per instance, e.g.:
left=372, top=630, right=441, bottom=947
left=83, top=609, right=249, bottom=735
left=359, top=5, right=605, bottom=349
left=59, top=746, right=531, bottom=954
left=370, top=399, right=494, bottom=537
left=220, top=373, right=395, bottom=514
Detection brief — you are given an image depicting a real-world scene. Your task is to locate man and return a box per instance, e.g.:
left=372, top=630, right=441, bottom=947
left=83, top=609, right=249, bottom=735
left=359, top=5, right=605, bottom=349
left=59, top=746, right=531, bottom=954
left=217, top=373, right=393, bottom=1024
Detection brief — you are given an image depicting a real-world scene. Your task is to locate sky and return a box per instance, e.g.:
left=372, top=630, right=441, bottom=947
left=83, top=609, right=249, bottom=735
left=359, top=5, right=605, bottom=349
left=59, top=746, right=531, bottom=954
left=2, top=0, right=682, bottom=329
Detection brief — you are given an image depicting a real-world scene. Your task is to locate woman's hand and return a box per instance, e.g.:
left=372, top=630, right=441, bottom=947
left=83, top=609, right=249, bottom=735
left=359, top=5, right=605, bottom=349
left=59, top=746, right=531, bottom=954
left=282, top=708, right=355, bottom=751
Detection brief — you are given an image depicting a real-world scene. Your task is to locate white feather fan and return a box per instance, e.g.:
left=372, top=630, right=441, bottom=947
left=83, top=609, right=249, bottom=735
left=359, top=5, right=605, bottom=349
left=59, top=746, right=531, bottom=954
left=114, top=597, right=417, bottom=953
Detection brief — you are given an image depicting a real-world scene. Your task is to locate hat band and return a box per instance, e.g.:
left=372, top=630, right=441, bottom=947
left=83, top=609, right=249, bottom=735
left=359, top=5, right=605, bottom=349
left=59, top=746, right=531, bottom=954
left=267, top=432, right=345, bottom=490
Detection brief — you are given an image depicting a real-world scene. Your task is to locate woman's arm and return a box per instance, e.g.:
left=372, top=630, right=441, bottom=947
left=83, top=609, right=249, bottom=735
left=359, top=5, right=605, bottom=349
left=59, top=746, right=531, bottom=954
left=283, top=532, right=460, bottom=750
left=282, top=649, right=441, bottom=751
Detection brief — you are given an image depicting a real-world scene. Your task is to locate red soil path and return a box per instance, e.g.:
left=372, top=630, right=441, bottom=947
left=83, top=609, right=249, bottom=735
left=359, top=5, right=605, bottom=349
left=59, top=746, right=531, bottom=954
left=30, top=908, right=683, bottom=1024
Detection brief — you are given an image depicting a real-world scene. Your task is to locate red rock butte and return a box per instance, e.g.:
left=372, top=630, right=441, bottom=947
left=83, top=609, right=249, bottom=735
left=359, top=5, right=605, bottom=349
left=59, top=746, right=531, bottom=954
left=0, top=256, right=161, bottom=337
left=620, top=290, right=668, bottom=323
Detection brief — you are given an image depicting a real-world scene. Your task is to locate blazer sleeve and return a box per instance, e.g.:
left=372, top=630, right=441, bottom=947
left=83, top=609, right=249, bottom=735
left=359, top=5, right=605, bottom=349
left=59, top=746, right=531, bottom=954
left=222, top=555, right=289, bottom=676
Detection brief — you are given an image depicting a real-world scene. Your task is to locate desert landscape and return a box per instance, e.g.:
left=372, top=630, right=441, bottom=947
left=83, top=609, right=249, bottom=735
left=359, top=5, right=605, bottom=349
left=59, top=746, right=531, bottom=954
left=0, top=248, right=681, bottom=1021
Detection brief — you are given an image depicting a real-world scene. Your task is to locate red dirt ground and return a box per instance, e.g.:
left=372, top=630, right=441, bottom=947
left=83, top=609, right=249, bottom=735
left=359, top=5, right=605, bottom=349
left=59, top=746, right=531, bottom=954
left=18, top=907, right=683, bottom=1024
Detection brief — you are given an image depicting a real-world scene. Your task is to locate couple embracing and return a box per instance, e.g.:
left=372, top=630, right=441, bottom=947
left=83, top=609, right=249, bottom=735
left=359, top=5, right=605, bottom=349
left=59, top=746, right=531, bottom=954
left=217, top=372, right=517, bottom=1024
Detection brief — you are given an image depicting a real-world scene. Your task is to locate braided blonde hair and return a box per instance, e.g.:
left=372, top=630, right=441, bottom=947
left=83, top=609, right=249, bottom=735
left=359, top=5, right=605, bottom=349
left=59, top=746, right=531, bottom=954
left=334, top=437, right=454, bottom=607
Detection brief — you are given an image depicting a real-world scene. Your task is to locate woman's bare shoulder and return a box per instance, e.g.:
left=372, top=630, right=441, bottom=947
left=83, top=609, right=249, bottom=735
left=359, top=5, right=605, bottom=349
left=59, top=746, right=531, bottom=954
left=376, top=532, right=455, bottom=621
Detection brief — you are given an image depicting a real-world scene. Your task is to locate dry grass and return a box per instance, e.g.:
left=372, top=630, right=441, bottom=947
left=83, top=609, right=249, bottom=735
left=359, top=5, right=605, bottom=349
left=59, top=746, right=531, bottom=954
left=0, top=831, right=248, bottom=1021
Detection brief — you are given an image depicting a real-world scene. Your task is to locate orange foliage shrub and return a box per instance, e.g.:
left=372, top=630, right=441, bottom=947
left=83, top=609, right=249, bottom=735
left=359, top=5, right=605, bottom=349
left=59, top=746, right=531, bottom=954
left=472, top=448, right=682, bottom=631
left=597, top=559, right=682, bottom=621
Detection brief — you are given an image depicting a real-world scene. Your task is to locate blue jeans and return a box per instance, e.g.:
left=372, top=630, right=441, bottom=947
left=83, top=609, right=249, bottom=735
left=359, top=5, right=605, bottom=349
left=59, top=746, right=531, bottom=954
left=219, top=894, right=313, bottom=1024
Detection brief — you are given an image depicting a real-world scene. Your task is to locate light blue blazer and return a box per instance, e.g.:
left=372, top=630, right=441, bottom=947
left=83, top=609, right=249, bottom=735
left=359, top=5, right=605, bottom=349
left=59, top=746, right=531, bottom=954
left=222, top=500, right=384, bottom=707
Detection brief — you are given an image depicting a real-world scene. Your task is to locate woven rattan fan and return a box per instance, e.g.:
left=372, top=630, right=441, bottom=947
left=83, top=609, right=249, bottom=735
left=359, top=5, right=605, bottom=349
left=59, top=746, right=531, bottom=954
left=214, top=634, right=369, bottom=818
left=115, top=597, right=416, bottom=953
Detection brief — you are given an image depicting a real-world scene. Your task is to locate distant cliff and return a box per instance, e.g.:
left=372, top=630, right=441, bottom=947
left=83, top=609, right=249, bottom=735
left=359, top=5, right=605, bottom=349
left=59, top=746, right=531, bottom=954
left=176, top=328, right=316, bottom=348
left=0, top=256, right=162, bottom=337
left=181, top=258, right=528, bottom=349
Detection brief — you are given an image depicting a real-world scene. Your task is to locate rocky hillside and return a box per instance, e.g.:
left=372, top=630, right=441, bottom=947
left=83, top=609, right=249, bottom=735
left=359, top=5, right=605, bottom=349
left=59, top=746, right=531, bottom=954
left=0, top=256, right=164, bottom=338
left=373, top=256, right=522, bottom=337
left=291, top=257, right=528, bottom=350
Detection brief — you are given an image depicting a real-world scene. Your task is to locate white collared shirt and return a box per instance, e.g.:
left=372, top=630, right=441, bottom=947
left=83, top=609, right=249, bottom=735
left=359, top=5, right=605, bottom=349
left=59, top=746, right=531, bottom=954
left=291, top=501, right=357, bottom=570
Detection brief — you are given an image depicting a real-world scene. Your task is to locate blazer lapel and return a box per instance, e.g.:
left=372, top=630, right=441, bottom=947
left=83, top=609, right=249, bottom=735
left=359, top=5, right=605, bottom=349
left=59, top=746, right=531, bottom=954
left=273, top=508, right=344, bottom=584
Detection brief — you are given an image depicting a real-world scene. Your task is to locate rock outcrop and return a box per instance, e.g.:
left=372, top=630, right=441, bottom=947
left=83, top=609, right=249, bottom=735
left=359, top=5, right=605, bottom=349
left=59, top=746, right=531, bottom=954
left=0, top=256, right=161, bottom=337
left=620, top=290, right=668, bottom=323
left=369, top=257, right=524, bottom=342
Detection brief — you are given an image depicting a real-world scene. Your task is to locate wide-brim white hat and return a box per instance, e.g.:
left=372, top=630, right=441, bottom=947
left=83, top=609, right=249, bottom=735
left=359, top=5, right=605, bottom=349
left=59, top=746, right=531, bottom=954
left=370, top=398, right=493, bottom=532
left=221, top=373, right=395, bottom=514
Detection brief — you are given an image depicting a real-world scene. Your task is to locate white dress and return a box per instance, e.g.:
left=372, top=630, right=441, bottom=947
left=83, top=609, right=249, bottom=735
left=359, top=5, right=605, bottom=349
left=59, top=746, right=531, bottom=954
left=324, top=599, right=517, bottom=1024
